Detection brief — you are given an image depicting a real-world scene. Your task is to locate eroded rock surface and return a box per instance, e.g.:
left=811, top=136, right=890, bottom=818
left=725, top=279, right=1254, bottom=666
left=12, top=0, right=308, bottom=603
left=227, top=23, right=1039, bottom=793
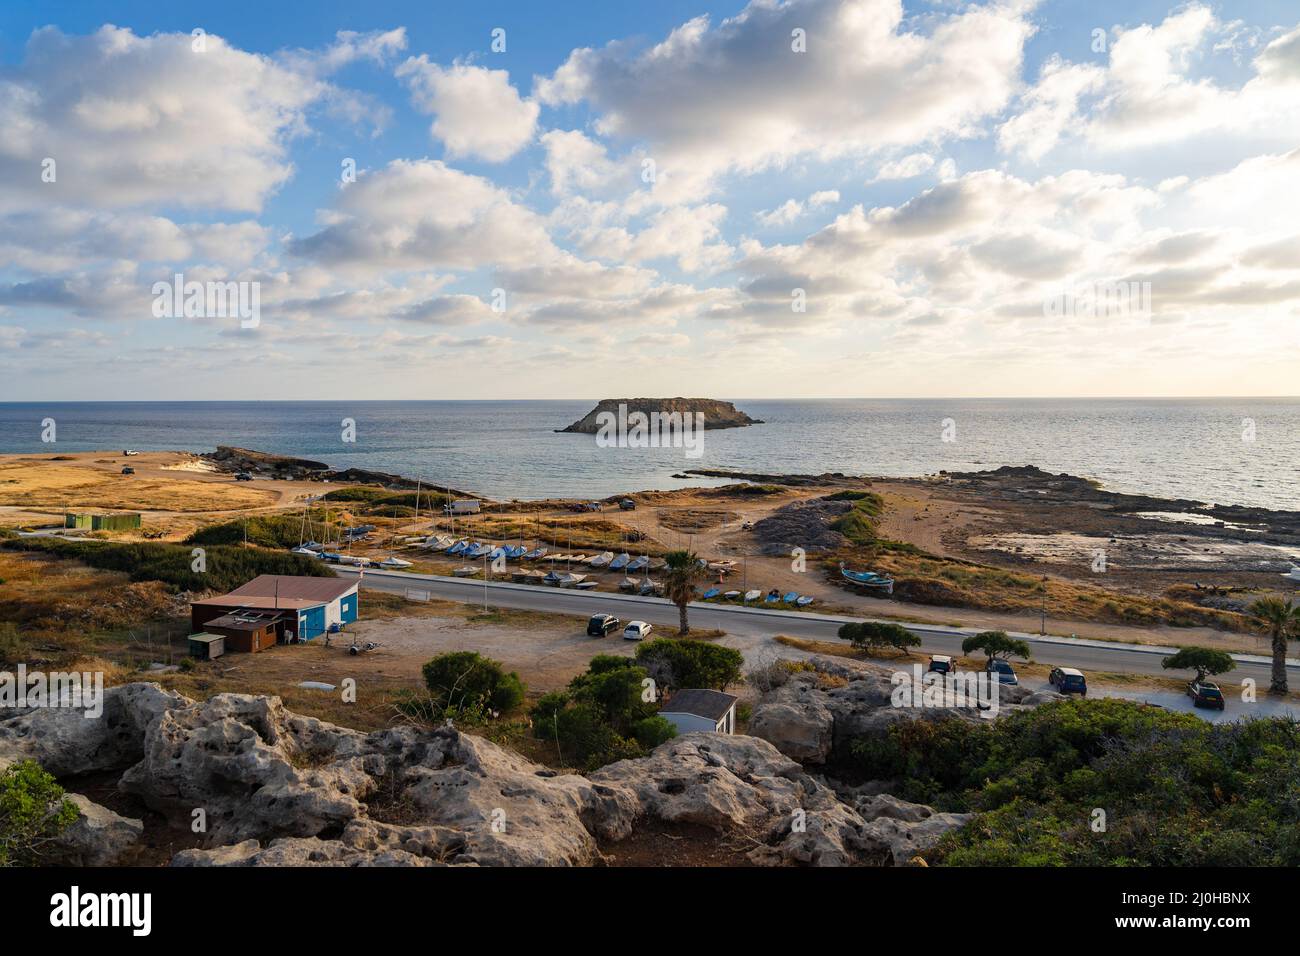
left=1, top=678, right=979, bottom=867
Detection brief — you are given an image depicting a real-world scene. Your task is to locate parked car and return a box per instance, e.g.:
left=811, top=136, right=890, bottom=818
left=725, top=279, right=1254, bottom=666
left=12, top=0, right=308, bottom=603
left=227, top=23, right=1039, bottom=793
left=618, top=498, right=636, bottom=511
left=1187, top=679, right=1225, bottom=710
left=985, top=659, right=1019, bottom=685
left=120, top=466, right=134, bottom=475
left=587, top=613, right=621, bottom=637
left=1049, top=666, right=1088, bottom=695
left=623, top=620, right=652, bottom=641
left=234, top=471, right=253, bottom=481
left=926, top=655, right=954, bottom=676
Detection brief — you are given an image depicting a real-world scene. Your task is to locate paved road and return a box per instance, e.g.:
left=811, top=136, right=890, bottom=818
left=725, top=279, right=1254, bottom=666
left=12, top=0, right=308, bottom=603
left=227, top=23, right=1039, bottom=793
left=339, top=567, right=1300, bottom=703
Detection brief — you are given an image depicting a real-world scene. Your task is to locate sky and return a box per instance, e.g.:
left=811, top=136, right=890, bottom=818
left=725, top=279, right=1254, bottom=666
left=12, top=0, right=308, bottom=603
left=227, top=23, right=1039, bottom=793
left=1, top=0, right=1299, bottom=400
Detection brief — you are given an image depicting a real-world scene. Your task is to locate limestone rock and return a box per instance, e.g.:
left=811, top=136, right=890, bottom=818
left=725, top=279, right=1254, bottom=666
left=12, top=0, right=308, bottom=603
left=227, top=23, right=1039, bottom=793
left=46, top=794, right=143, bottom=866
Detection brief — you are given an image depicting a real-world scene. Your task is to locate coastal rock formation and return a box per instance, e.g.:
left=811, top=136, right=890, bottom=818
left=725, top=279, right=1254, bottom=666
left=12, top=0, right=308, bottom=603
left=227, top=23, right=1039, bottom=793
left=0, top=681, right=973, bottom=867
left=204, top=446, right=475, bottom=495
left=48, top=795, right=144, bottom=867
left=751, top=496, right=854, bottom=555
left=748, top=656, right=1060, bottom=764
left=559, top=398, right=761, bottom=433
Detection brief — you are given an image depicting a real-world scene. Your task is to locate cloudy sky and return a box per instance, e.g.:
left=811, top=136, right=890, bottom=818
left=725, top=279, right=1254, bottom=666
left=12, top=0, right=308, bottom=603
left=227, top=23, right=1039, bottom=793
left=2, top=0, right=1299, bottom=400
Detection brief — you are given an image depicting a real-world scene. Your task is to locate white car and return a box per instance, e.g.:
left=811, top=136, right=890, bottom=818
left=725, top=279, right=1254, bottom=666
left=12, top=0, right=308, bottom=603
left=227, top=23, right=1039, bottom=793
left=623, top=621, right=652, bottom=641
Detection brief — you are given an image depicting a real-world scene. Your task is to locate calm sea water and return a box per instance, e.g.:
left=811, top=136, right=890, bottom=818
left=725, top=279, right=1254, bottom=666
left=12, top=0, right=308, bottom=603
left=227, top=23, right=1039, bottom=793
left=0, top=399, right=1296, bottom=509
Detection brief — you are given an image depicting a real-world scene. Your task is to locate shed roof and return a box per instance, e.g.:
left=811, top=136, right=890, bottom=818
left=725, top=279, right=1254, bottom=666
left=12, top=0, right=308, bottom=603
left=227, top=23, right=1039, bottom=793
left=660, top=688, right=738, bottom=721
left=191, top=595, right=322, bottom=611
left=228, top=575, right=355, bottom=602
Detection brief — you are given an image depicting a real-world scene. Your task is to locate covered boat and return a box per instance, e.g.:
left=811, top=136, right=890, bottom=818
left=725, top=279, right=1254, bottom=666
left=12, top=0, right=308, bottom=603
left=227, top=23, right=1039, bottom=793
left=610, top=552, right=631, bottom=571
left=589, top=551, right=615, bottom=568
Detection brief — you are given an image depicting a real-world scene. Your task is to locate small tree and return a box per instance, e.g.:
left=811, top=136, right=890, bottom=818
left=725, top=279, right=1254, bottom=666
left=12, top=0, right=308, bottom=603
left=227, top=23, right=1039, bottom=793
left=662, top=549, right=707, bottom=635
left=1247, top=597, right=1300, bottom=695
left=1161, top=646, right=1236, bottom=684
left=837, top=621, right=921, bottom=655
left=961, top=630, right=1031, bottom=662
left=421, top=651, right=524, bottom=718
left=0, top=760, right=79, bottom=867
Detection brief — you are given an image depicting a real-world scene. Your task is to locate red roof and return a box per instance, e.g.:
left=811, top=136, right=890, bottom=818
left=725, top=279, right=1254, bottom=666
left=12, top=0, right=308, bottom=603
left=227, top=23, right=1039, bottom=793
left=192, top=574, right=356, bottom=609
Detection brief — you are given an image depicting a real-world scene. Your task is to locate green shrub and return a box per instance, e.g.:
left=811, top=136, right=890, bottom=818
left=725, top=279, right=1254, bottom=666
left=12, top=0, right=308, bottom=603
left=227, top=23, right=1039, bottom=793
left=633, top=638, right=744, bottom=690
left=0, top=760, right=79, bottom=866
left=631, top=715, right=677, bottom=750
left=420, top=651, right=525, bottom=717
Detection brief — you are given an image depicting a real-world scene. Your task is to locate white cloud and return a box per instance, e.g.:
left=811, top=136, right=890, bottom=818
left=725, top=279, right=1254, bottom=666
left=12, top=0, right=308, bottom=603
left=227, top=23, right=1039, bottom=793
left=535, top=0, right=1034, bottom=196
left=398, top=57, right=538, bottom=162
left=0, top=26, right=345, bottom=214
left=868, top=152, right=937, bottom=182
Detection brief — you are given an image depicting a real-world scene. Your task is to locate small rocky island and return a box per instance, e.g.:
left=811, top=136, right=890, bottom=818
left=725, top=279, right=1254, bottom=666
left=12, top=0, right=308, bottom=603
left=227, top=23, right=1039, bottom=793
left=558, top=398, right=762, bottom=433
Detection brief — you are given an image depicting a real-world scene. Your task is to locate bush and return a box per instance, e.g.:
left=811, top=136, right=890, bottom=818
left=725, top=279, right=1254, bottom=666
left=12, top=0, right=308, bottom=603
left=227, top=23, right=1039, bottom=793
left=420, top=651, right=525, bottom=718
left=633, top=638, right=744, bottom=690
left=838, top=697, right=1300, bottom=866
left=0, top=760, right=79, bottom=866
left=632, top=716, right=677, bottom=750
left=0, top=624, right=27, bottom=667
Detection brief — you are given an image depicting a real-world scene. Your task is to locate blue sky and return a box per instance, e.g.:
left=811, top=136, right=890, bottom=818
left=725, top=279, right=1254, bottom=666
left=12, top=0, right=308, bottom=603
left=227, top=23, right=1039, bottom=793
left=1, top=0, right=1299, bottom=399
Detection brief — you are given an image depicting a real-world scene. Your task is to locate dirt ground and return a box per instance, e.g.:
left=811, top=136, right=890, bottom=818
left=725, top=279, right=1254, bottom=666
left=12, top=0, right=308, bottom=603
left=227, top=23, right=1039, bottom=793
left=6, top=448, right=1299, bottom=655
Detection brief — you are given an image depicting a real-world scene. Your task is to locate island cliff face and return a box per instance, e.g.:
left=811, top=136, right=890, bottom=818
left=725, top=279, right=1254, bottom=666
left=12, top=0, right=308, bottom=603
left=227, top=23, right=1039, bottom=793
left=558, top=398, right=762, bottom=433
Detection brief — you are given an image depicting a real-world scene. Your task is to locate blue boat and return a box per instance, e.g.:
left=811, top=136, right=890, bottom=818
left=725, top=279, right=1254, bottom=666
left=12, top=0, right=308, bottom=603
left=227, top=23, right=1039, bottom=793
left=765, top=589, right=780, bottom=603
left=701, top=587, right=720, bottom=599
left=840, top=564, right=895, bottom=594
left=464, top=543, right=490, bottom=559
left=783, top=592, right=798, bottom=603
left=505, top=545, right=528, bottom=559
left=610, top=552, right=631, bottom=571
left=447, top=540, right=468, bottom=554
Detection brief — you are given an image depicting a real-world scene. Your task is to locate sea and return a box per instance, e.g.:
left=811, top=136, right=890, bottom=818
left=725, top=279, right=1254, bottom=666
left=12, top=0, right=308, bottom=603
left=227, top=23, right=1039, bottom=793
left=1, top=399, right=1297, bottom=510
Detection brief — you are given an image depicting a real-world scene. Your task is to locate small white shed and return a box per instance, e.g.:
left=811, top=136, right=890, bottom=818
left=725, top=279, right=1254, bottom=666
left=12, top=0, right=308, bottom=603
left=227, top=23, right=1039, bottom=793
left=659, top=689, right=739, bottom=735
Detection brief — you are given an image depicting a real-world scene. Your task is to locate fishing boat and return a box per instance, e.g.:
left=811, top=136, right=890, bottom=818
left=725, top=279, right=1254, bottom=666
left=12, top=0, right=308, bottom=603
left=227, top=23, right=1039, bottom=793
left=724, top=590, right=741, bottom=600
left=702, top=587, right=721, bottom=599
left=523, top=547, right=547, bottom=560
left=543, top=570, right=563, bottom=586
left=379, top=557, right=413, bottom=569
left=291, top=546, right=323, bottom=558
left=447, top=540, right=469, bottom=554
left=796, top=596, right=814, bottom=607
left=627, top=555, right=649, bottom=572
left=744, top=589, right=761, bottom=602
left=610, top=552, right=631, bottom=571
left=839, top=563, right=895, bottom=594
left=589, top=551, right=615, bottom=568
left=558, top=573, right=587, bottom=588
left=619, top=577, right=639, bottom=592
left=453, top=565, right=478, bottom=577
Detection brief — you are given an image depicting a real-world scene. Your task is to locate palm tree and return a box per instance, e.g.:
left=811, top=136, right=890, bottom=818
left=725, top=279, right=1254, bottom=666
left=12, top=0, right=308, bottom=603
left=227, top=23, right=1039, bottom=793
left=662, top=549, right=706, bottom=636
left=1247, top=596, right=1300, bottom=694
